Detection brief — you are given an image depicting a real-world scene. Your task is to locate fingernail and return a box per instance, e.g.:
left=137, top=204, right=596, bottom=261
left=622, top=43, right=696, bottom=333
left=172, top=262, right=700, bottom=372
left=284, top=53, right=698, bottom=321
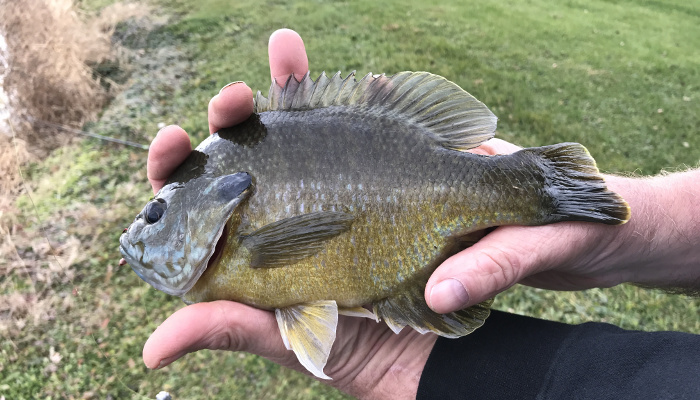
left=429, top=279, right=470, bottom=313
left=220, top=81, right=244, bottom=93
left=153, top=354, right=182, bottom=370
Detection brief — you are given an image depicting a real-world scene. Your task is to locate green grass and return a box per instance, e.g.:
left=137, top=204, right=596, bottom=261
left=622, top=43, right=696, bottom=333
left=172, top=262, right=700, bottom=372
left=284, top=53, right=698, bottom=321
left=3, top=0, right=699, bottom=398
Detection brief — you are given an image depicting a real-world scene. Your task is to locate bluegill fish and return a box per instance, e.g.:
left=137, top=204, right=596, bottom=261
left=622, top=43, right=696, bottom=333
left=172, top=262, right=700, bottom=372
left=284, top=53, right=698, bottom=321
left=119, top=71, right=630, bottom=379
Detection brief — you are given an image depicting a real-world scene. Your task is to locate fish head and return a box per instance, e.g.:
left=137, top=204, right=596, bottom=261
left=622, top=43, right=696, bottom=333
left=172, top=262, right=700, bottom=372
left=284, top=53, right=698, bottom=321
left=119, top=172, right=253, bottom=297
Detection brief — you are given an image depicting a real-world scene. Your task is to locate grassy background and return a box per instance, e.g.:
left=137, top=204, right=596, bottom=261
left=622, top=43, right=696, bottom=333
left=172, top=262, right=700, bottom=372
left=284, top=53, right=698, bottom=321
left=3, top=0, right=699, bottom=398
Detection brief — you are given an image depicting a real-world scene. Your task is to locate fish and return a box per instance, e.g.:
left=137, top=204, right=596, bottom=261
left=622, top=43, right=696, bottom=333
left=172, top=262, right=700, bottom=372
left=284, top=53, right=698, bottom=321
left=119, top=71, right=631, bottom=379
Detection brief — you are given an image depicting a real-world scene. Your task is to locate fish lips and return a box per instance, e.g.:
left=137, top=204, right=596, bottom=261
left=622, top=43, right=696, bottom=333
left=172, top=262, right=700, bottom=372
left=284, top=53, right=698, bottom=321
left=120, top=173, right=253, bottom=297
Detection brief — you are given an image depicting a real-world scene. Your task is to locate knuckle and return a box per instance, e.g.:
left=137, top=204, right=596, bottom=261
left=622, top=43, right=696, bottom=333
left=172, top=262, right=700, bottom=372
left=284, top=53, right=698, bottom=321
left=476, top=247, right=520, bottom=294
left=205, top=303, right=242, bottom=352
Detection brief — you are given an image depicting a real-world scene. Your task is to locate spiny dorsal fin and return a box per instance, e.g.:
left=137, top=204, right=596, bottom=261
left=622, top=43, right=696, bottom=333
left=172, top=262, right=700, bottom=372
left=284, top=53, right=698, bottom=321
left=255, top=71, right=498, bottom=151
left=275, top=300, right=338, bottom=380
left=373, top=281, right=492, bottom=337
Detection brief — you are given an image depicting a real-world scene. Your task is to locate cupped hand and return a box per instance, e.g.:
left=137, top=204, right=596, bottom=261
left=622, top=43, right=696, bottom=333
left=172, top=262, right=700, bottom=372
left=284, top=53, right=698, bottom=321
left=143, top=29, right=434, bottom=399
left=424, top=150, right=634, bottom=313
left=142, top=27, right=637, bottom=397
left=425, top=212, right=630, bottom=313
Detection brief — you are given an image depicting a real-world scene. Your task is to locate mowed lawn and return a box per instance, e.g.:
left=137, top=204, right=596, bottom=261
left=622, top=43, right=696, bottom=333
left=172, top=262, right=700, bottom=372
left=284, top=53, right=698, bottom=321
left=4, top=0, right=699, bottom=398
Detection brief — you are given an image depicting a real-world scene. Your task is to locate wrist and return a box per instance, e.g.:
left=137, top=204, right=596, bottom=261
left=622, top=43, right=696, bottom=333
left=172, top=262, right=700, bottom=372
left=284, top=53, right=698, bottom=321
left=602, top=170, right=700, bottom=288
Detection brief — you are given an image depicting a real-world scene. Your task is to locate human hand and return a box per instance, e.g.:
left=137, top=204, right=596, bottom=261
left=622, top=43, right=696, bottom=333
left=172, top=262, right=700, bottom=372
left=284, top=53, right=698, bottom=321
left=425, top=196, right=632, bottom=313
left=425, top=150, right=700, bottom=313
left=142, top=29, right=436, bottom=399
left=140, top=27, right=700, bottom=398
left=425, top=132, right=635, bottom=313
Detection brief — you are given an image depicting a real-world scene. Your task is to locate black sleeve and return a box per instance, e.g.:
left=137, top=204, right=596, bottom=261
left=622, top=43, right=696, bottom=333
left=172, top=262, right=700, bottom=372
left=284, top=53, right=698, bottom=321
left=416, top=310, right=700, bottom=399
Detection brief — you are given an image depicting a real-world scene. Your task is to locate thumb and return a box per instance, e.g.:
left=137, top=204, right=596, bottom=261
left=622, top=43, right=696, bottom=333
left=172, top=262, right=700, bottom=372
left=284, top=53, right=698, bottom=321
left=143, top=301, right=295, bottom=370
left=425, top=226, right=557, bottom=314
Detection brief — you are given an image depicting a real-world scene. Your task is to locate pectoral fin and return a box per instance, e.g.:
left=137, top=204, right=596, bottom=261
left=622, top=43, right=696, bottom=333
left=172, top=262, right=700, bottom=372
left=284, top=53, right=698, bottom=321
left=275, top=300, right=339, bottom=380
left=241, top=211, right=354, bottom=268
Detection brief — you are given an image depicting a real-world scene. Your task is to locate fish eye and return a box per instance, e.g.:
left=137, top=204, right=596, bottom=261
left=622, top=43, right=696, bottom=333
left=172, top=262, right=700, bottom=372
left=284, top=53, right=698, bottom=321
left=144, top=200, right=167, bottom=224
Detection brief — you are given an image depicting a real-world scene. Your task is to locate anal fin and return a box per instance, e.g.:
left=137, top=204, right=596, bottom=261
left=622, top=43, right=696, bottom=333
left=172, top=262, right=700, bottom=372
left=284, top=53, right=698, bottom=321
left=373, top=281, right=492, bottom=338
left=275, top=300, right=338, bottom=380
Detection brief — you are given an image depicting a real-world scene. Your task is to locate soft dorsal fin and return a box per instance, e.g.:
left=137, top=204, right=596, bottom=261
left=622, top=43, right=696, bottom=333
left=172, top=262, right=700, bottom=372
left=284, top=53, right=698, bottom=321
left=255, top=71, right=498, bottom=151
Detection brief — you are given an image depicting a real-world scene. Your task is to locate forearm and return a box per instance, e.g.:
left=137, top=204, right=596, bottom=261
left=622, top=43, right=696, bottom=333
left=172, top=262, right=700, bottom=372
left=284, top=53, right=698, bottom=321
left=604, top=169, right=700, bottom=290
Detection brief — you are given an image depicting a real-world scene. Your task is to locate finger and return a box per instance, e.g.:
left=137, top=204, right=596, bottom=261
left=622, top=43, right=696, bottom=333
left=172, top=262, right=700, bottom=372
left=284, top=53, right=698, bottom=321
left=147, top=125, right=192, bottom=194
left=468, top=138, right=522, bottom=156
left=207, top=29, right=308, bottom=133
left=208, top=82, right=255, bottom=133
left=268, top=28, right=309, bottom=85
left=143, top=301, right=295, bottom=370
left=425, top=225, right=565, bottom=314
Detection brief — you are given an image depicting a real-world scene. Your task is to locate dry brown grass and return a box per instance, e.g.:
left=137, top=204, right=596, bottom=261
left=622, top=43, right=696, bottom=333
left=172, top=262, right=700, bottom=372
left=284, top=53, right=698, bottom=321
left=0, top=0, right=151, bottom=338
left=0, top=0, right=150, bottom=152
left=0, top=131, right=81, bottom=336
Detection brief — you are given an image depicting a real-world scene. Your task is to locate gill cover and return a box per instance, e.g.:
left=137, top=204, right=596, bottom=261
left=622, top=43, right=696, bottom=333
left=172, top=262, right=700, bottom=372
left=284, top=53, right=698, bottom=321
left=119, top=172, right=253, bottom=296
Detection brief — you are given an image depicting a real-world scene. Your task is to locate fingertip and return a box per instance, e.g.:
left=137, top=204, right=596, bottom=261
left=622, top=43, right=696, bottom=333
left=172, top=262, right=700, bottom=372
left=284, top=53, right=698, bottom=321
left=425, top=254, right=472, bottom=313
left=425, top=245, right=495, bottom=313
left=268, top=28, right=309, bottom=85
left=427, top=278, right=470, bottom=314
left=151, top=124, right=188, bottom=146
left=427, top=232, right=530, bottom=312
left=208, top=82, right=254, bottom=133
left=269, top=28, right=298, bottom=39
left=142, top=303, right=196, bottom=369
left=147, top=125, right=192, bottom=194
left=142, top=301, right=285, bottom=371
left=469, top=138, right=523, bottom=156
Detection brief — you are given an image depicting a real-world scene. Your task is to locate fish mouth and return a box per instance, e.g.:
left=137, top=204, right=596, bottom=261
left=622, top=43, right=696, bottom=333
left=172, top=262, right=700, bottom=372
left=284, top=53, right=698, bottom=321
left=118, top=236, right=136, bottom=268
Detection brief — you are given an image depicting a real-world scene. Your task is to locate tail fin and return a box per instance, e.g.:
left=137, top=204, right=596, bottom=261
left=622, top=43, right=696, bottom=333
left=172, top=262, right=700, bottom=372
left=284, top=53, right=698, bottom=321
left=526, top=143, right=631, bottom=225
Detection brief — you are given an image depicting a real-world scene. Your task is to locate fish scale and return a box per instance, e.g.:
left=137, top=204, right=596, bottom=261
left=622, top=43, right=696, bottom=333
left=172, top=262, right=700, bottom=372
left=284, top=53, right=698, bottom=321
left=120, top=71, right=630, bottom=379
